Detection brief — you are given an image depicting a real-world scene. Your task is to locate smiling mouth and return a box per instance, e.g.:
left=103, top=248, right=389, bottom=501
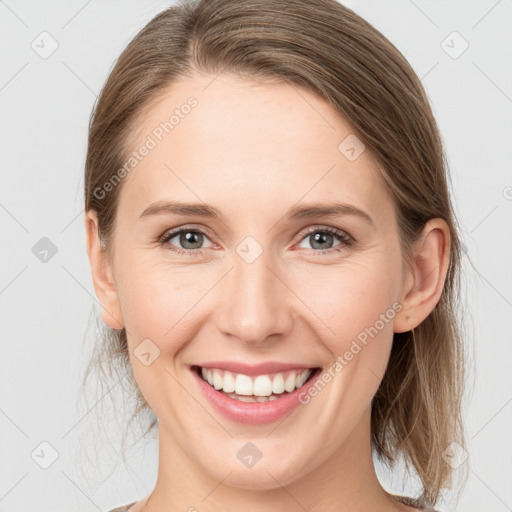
left=192, top=365, right=321, bottom=403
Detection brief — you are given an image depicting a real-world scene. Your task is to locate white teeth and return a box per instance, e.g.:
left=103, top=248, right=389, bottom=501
left=284, top=373, right=296, bottom=392
left=235, top=395, right=255, bottom=403
left=253, top=375, right=273, bottom=396
left=224, top=393, right=272, bottom=403
left=213, top=371, right=223, bottom=390
left=199, top=367, right=315, bottom=397
left=272, top=374, right=285, bottom=394
left=297, top=369, right=312, bottom=388
left=223, top=371, right=236, bottom=393
left=235, top=374, right=253, bottom=395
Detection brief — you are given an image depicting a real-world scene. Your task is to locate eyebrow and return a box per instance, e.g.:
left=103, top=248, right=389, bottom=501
left=139, top=200, right=375, bottom=227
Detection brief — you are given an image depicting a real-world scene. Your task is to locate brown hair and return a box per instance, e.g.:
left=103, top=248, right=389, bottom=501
left=83, top=0, right=466, bottom=504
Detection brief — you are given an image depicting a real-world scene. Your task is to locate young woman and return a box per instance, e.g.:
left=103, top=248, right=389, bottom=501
left=83, top=0, right=466, bottom=510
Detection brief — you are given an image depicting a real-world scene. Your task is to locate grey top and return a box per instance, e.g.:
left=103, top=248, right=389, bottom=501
left=108, top=495, right=439, bottom=511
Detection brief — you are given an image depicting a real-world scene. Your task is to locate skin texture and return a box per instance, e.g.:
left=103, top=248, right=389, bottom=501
left=85, top=73, right=450, bottom=512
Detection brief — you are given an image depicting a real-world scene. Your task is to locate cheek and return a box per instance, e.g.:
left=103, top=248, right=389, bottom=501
left=293, top=259, right=400, bottom=408
left=115, top=257, right=215, bottom=347
left=295, top=259, right=399, bottom=344
left=117, top=263, right=207, bottom=413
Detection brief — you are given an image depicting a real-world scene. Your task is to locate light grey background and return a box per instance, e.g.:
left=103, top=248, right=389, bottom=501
left=1, top=0, right=511, bottom=510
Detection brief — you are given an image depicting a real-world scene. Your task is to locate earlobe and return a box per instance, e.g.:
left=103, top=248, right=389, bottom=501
left=393, top=219, right=451, bottom=334
left=84, top=210, right=125, bottom=330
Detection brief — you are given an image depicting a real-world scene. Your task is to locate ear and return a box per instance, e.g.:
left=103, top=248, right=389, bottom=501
left=84, top=210, right=124, bottom=330
left=394, top=218, right=451, bottom=333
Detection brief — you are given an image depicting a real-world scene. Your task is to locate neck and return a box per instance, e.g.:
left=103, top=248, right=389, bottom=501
left=143, top=408, right=402, bottom=512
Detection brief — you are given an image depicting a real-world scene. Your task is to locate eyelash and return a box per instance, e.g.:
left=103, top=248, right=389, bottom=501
left=158, top=224, right=354, bottom=257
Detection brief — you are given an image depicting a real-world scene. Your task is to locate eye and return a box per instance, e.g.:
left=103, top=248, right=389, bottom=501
left=159, top=226, right=216, bottom=255
left=159, top=225, right=354, bottom=256
left=295, top=226, right=354, bottom=254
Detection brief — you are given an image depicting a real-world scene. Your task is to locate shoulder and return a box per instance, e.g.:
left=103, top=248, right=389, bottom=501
left=107, top=503, right=137, bottom=512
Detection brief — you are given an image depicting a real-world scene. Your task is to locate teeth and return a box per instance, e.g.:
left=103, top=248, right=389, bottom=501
left=235, top=374, right=253, bottom=395
left=284, top=373, right=296, bottom=392
left=199, top=367, right=314, bottom=397
left=272, top=374, right=285, bottom=394
left=213, top=371, right=223, bottom=390
left=224, top=393, right=280, bottom=403
left=236, top=395, right=255, bottom=402
left=223, top=371, right=236, bottom=393
left=253, top=375, right=273, bottom=396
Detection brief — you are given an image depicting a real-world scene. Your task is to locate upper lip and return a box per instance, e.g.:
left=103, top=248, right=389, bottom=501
left=193, top=361, right=319, bottom=376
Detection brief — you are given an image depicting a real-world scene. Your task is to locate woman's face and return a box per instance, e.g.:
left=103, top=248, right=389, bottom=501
left=102, top=73, right=410, bottom=489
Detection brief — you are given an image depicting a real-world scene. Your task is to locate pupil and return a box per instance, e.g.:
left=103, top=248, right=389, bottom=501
left=311, top=232, right=333, bottom=250
left=181, top=231, right=203, bottom=249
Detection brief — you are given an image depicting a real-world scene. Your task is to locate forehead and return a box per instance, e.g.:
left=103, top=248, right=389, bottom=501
left=118, top=73, right=394, bottom=225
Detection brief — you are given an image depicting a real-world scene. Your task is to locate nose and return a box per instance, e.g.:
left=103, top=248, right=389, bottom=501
left=215, top=247, right=293, bottom=345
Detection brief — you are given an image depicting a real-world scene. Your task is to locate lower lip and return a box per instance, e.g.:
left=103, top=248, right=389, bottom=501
left=191, top=366, right=322, bottom=424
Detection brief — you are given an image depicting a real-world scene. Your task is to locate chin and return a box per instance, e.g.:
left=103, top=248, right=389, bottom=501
left=220, top=465, right=300, bottom=491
